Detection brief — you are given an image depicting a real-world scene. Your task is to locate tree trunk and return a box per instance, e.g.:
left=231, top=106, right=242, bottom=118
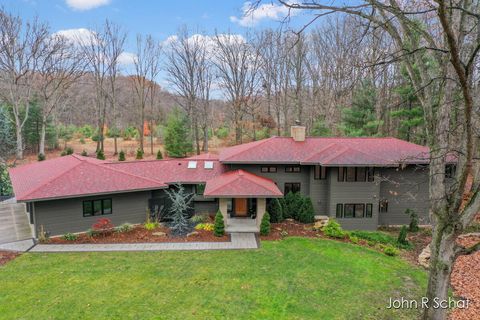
left=193, top=118, right=200, bottom=155
left=140, top=106, right=145, bottom=153
left=203, top=126, right=209, bottom=153
left=39, top=117, right=47, bottom=156
left=422, top=220, right=457, bottom=320
left=150, top=120, right=154, bottom=155
left=15, top=124, right=23, bottom=160
left=114, top=137, right=118, bottom=155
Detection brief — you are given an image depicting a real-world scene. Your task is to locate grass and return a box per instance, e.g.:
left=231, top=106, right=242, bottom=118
left=0, top=238, right=426, bottom=319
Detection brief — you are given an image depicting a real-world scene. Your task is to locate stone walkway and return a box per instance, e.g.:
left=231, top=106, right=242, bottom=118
left=29, top=233, right=259, bottom=252
left=0, top=238, right=35, bottom=252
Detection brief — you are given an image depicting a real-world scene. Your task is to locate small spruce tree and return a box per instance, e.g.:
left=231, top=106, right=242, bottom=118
left=37, top=153, right=46, bottom=161
left=156, top=150, right=163, bottom=160
left=406, top=209, right=419, bottom=232
left=96, top=150, right=105, bottom=160
left=136, top=149, right=144, bottom=160
left=267, top=198, right=284, bottom=223
left=164, top=108, right=193, bottom=157
left=260, top=212, right=271, bottom=235
left=298, top=197, right=315, bottom=223
left=165, top=184, right=194, bottom=235
left=214, top=210, right=225, bottom=237
left=397, top=225, right=409, bottom=245
left=118, top=150, right=126, bottom=161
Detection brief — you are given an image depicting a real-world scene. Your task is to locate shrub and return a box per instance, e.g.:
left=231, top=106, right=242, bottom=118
left=322, top=219, right=347, bottom=239
left=115, top=223, right=134, bottom=233
left=60, top=150, right=67, bottom=156
left=280, top=230, right=289, bottom=238
left=191, top=214, right=208, bottom=224
left=144, top=222, right=159, bottom=231
left=86, top=228, right=99, bottom=237
left=406, top=209, right=419, bottom=232
left=283, top=192, right=303, bottom=220
left=267, top=198, right=284, bottom=223
left=260, top=212, right=271, bottom=236
left=96, top=150, right=105, bottom=160
left=215, top=127, right=229, bottom=139
left=64, top=147, right=74, bottom=155
left=91, top=133, right=100, bottom=142
left=350, top=230, right=412, bottom=249
left=156, top=150, right=163, bottom=160
left=123, top=126, right=138, bottom=140
left=37, top=153, right=46, bottom=161
left=92, top=218, right=114, bottom=236
left=194, top=223, right=214, bottom=231
left=81, top=150, right=88, bottom=156
left=383, top=245, right=399, bottom=256
left=79, top=137, right=86, bottom=144
left=349, top=235, right=359, bottom=244
left=298, top=197, right=315, bottom=223
left=118, top=150, right=126, bottom=161
left=78, top=125, right=94, bottom=138
left=136, top=149, right=144, bottom=160
left=214, top=211, right=225, bottom=237
left=62, top=233, right=77, bottom=241
left=397, top=225, right=409, bottom=246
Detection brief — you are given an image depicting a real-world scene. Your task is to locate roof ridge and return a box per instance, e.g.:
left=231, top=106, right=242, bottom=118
left=21, top=157, right=85, bottom=200
left=222, top=137, right=275, bottom=161
left=302, top=143, right=338, bottom=162
left=99, top=163, right=166, bottom=185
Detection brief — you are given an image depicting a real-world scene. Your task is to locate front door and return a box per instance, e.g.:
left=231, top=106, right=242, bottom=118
left=234, top=198, right=248, bottom=217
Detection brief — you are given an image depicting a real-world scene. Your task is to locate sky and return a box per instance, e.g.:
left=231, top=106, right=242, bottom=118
left=0, top=0, right=314, bottom=90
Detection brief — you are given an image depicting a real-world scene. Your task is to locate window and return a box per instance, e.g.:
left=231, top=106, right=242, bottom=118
left=284, top=183, right=301, bottom=194
left=314, top=165, right=327, bottom=180
left=195, top=184, right=206, bottom=195
left=285, top=166, right=301, bottom=173
left=356, top=167, right=366, bottom=182
left=338, top=203, right=369, bottom=218
left=261, top=166, right=277, bottom=173
left=338, top=167, right=345, bottom=182
left=445, top=164, right=456, bottom=178
left=346, top=167, right=356, bottom=182
left=365, top=204, right=373, bottom=218
left=83, top=199, right=112, bottom=217
left=336, top=204, right=343, bottom=218
left=379, top=199, right=388, bottom=213
left=367, top=167, right=375, bottom=182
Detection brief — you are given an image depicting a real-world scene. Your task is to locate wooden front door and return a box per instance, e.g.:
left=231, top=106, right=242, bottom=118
left=234, top=198, right=248, bottom=217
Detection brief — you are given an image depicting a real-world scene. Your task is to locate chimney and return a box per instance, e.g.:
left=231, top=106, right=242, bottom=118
left=291, top=120, right=306, bottom=142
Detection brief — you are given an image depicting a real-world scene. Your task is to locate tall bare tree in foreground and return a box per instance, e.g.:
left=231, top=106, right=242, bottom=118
left=77, top=20, right=126, bottom=153
left=132, top=34, right=162, bottom=153
left=267, top=1, right=480, bottom=319
left=0, top=10, right=49, bottom=159
left=36, top=33, right=85, bottom=158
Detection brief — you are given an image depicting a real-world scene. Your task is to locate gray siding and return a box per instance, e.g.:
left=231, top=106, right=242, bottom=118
left=229, top=164, right=311, bottom=196
left=328, top=168, right=380, bottom=230
left=309, top=167, right=329, bottom=215
left=379, top=166, right=430, bottom=225
left=34, top=191, right=151, bottom=236
left=194, top=200, right=218, bottom=215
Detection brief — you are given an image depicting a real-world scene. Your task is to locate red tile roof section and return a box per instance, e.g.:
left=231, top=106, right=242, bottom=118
left=219, top=136, right=431, bottom=166
left=204, top=169, right=283, bottom=198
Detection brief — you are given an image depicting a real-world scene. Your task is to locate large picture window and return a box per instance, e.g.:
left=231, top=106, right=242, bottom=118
left=83, top=199, right=112, bottom=217
left=284, top=183, right=301, bottom=194
left=338, top=167, right=374, bottom=182
left=314, top=165, right=327, bottom=180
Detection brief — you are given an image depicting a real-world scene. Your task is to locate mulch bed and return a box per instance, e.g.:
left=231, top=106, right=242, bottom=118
left=260, top=220, right=322, bottom=241
left=46, top=225, right=229, bottom=244
left=0, top=251, right=19, bottom=266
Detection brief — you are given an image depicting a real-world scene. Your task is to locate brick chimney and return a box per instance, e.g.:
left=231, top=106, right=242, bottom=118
left=291, top=120, right=306, bottom=142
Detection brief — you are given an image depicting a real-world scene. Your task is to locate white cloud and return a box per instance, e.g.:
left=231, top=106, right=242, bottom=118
left=117, top=52, right=137, bottom=65
left=54, top=28, right=97, bottom=46
left=65, top=0, right=110, bottom=11
left=230, top=1, right=294, bottom=27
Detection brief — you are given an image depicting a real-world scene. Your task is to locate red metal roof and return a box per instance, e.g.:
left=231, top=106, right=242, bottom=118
left=204, top=169, right=283, bottom=198
left=219, top=136, right=431, bottom=166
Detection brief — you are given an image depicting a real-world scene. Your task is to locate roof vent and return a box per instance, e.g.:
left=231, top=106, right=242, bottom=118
left=187, top=161, right=197, bottom=169
left=204, top=161, right=214, bottom=169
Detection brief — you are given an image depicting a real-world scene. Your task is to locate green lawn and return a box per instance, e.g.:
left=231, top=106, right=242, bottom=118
left=0, top=238, right=426, bottom=319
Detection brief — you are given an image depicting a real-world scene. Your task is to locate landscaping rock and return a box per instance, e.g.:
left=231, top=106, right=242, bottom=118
left=314, top=215, right=329, bottom=221
left=152, top=232, right=167, bottom=237
left=187, top=231, right=199, bottom=237
left=313, top=219, right=329, bottom=230
left=418, top=245, right=431, bottom=269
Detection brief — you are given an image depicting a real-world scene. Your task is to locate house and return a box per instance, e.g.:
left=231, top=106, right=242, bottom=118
left=9, top=125, right=447, bottom=237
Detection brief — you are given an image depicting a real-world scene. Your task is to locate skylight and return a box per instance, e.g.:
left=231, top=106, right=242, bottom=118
left=204, top=161, right=214, bottom=169
left=187, top=161, right=197, bottom=169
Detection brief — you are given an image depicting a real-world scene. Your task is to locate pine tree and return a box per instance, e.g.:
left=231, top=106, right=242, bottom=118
left=156, top=150, right=163, bottom=160
left=260, top=212, right=271, bottom=235
left=164, top=108, right=193, bottom=158
left=214, top=210, right=225, bottom=237
left=118, top=150, right=126, bottom=161
left=298, top=197, right=315, bottom=223
left=267, top=198, right=284, bottom=223
left=397, top=225, right=409, bottom=246
left=310, top=116, right=331, bottom=137
left=96, top=150, right=105, bottom=160
left=135, top=149, right=144, bottom=160
left=165, top=184, right=194, bottom=235
left=339, top=80, right=383, bottom=137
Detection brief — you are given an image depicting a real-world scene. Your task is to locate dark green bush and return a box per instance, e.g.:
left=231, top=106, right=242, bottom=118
left=260, top=212, right=271, bottom=235
left=214, top=210, right=225, bottom=237
left=267, top=198, right=284, bottom=223
left=283, top=192, right=303, bottom=219
left=322, top=219, right=347, bottom=239
left=81, top=150, right=88, bottom=156
left=118, top=150, right=126, bottom=161
left=37, top=153, right=46, bottom=161
left=298, top=197, right=315, bottom=223
left=156, top=150, right=163, bottom=160
left=397, top=225, right=409, bottom=246
left=350, top=230, right=412, bottom=249
left=65, top=147, right=74, bottom=155
left=136, top=149, right=144, bottom=160
left=96, top=150, right=105, bottom=160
